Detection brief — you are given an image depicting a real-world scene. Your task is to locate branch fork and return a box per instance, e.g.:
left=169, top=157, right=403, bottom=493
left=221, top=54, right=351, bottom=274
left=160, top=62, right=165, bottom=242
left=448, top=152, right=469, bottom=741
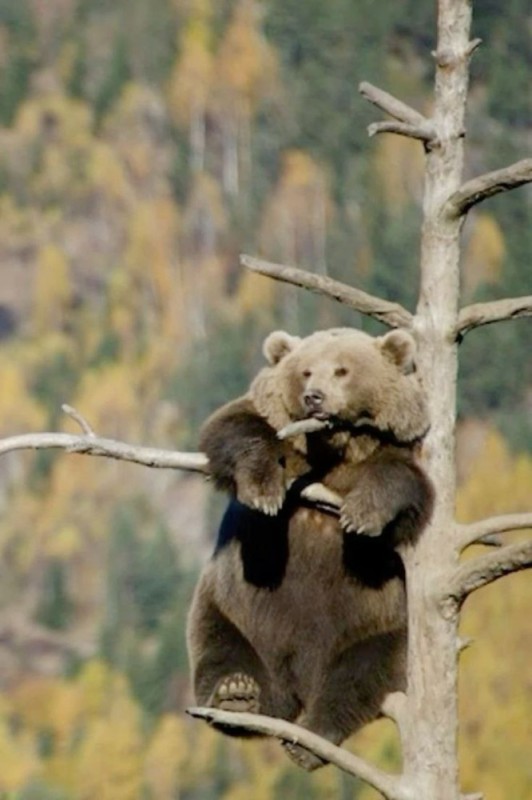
left=359, top=81, right=437, bottom=146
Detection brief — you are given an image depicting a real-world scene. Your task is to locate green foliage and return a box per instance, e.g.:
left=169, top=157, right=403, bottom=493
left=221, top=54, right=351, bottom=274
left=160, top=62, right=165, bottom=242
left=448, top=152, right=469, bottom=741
left=94, top=36, right=131, bottom=123
left=167, top=313, right=271, bottom=446
left=14, top=783, right=68, bottom=800
left=67, top=38, right=89, bottom=100
left=274, top=768, right=320, bottom=800
left=264, top=0, right=386, bottom=184
left=0, top=0, right=34, bottom=39
left=99, top=501, right=191, bottom=714
left=0, top=51, right=34, bottom=125
left=34, top=560, right=73, bottom=631
left=30, top=352, right=78, bottom=424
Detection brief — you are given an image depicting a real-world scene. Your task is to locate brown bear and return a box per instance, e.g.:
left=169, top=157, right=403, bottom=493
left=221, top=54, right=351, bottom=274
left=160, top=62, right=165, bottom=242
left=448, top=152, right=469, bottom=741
left=187, top=327, right=434, bottom=769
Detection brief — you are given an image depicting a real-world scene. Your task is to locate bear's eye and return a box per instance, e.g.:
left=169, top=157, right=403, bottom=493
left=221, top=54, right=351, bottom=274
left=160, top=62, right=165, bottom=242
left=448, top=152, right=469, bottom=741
left=302, top=369, right=312, bottom=378
left=334, top=367, right=348, bottom=377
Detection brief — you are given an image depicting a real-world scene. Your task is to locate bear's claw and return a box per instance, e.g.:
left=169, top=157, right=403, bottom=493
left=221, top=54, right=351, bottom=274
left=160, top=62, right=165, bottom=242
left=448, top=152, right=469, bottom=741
left=340, top=498, right=390, bottom=537
left=249, top=494, right=285, bottom=516
left=211, top=672, right=261, bottom=713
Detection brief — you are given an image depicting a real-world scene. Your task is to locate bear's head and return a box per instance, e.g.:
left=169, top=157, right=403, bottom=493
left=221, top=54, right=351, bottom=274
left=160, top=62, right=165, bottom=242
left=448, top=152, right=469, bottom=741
left=252, top=327, right=429, bottom=445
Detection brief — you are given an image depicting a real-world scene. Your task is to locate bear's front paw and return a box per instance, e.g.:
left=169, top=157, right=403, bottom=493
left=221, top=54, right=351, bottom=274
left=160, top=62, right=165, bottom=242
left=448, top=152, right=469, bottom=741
left=340, top=493, right=392, bottom=537
left=210, top=672, right=261, bottom=713
left=236, top=461, right=286, bottom=516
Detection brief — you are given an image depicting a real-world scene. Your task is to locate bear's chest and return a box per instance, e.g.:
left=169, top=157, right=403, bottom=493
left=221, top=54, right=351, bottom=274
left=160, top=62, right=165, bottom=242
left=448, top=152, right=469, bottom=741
left=211, top=507, right=406, bottom=661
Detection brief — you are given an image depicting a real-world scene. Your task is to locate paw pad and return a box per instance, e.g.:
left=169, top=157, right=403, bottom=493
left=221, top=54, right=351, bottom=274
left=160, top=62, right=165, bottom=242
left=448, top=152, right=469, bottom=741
left=212, top=672, right=261, bottom=713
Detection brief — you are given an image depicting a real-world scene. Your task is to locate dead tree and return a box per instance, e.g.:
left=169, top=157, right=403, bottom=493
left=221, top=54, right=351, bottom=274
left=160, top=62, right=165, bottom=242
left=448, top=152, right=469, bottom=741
left=0, top=1, right=531, bottom=798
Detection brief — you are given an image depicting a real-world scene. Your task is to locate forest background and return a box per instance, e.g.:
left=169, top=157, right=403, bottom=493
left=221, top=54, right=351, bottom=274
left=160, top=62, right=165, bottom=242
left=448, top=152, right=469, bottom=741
left=0, top=1, right=530, bottom=798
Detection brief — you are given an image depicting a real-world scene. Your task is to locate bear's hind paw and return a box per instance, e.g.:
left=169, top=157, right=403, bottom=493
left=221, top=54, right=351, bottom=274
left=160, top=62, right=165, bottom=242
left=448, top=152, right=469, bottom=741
left=211, top=672, right=261, bottom=713
left=281, top=740, right=327, bottom=771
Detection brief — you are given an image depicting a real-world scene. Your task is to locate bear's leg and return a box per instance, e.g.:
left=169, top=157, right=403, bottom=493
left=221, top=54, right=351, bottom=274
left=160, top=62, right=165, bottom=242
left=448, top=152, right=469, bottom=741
left=191, top=602, right=299, bottom=737
left=282, top=629, right=406, bottom=770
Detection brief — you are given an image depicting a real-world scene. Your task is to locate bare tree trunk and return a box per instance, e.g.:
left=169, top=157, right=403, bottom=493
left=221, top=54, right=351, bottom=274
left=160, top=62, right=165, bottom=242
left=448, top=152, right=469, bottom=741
left=399, top=2, right=473, bottom=795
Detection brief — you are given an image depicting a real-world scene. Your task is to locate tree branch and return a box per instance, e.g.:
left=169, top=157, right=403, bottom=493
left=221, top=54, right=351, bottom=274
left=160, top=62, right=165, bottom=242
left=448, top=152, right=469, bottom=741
left=445, top=539, right=532, bottom=608
left=458, top=513, right=532, bottom=550
left=367, top=120, right=436, bottom=143
left=359, top=82, right=430, bottom=127
left=187, top=706, right=409, bottom=800
left=456, top=296, right=532, bottom=338
left=359, top=82, right=437, bottom=144
left=0, top=430, right=208, bottom=472
left=62, top=403, right=96, bottom=436
left=241, top=254, right=413, bottom=329
left=445, top=158, right=532, bottom=218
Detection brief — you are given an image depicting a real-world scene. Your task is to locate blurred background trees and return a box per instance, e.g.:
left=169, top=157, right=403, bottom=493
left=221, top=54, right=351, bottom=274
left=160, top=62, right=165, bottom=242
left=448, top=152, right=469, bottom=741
left=0, top=0, right=530, bottom=797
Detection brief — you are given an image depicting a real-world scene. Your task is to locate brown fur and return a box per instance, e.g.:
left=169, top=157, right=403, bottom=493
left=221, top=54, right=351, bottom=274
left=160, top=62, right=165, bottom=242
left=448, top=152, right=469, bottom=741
left=188, top=328, right=434, bottom=769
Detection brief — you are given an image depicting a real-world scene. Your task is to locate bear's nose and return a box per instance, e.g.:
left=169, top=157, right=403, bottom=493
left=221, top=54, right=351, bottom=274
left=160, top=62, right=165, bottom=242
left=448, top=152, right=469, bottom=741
left=303, top=389, right=325, bottom=409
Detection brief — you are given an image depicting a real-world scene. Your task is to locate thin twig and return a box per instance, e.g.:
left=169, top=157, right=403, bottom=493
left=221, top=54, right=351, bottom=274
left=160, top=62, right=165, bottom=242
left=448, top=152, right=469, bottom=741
left=445, top=158, right=532, bottom=218
left=368, top=121, right=436, bottom=143
left=300, top=483, right=342, bottom=514
left=466, top=38, right=483, bottom=56
left=456, top=296, right=532, bottom=338
left=187, top=707, right=409, bottom=799
left=241, top=255, right=413, bottom=329
left=445, top=539, right=532, bottom=608
left=457, top=636, right=474, bottom=654
left=0, top=431, right=209, bottom=472
left=277, top=418, right=331, bottom=440
left=458, top=513, right=532, bottom=550
left=62, top=404, right=96, bottom=437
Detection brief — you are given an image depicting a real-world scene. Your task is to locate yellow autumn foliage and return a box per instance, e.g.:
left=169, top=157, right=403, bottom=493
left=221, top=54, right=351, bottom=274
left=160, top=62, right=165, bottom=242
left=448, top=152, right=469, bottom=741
left=33, top=243, right=73, bottom=334
left=86, top=141, right=133, bottom=207
left=457, top=430, right=532, bottom=521
left=235, top=271, right=277, bottom=315
left=168, top=10, right=213, bottom=126
left=75, top=677, right=144, bottom=800
left=456, top=431, right=531, bottom=797
left=215, top=0, right=278, bottom=115
left=0, top=355, right=45, bottom=434
left=260, top=149, right=333, bottom=270
left=72, top=362, right=143, bottom=440
left=143, top=714, right=190, bottom=799
left=14, top=93, right=92, bottom=151
left=77, top=660, right=116, bottom=718
left=373, top=134, right=424, bottom=214
left=0, top=718, right=39, bottom=792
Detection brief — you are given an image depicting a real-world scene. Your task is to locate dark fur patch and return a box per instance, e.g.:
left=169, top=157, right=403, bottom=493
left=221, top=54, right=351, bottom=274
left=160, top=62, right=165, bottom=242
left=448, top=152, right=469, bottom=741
left=214, top=473, right=328, bottom=590
left=342, top=532, right=405, bottom=589
left=215, top=498, right=290, bottom=589
left=215, top=471, right=407, bottom=591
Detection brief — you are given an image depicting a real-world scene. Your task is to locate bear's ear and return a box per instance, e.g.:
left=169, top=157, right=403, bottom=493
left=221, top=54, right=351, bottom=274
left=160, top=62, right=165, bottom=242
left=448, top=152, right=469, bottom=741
left=262, top=331, right=301, bottom=365
left=379, top=330, right=417, bottom=374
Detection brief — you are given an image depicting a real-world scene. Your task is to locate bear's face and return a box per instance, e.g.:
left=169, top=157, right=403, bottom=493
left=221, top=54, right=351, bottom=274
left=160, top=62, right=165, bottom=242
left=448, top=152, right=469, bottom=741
left=259, top=328, right=429, bottom=444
